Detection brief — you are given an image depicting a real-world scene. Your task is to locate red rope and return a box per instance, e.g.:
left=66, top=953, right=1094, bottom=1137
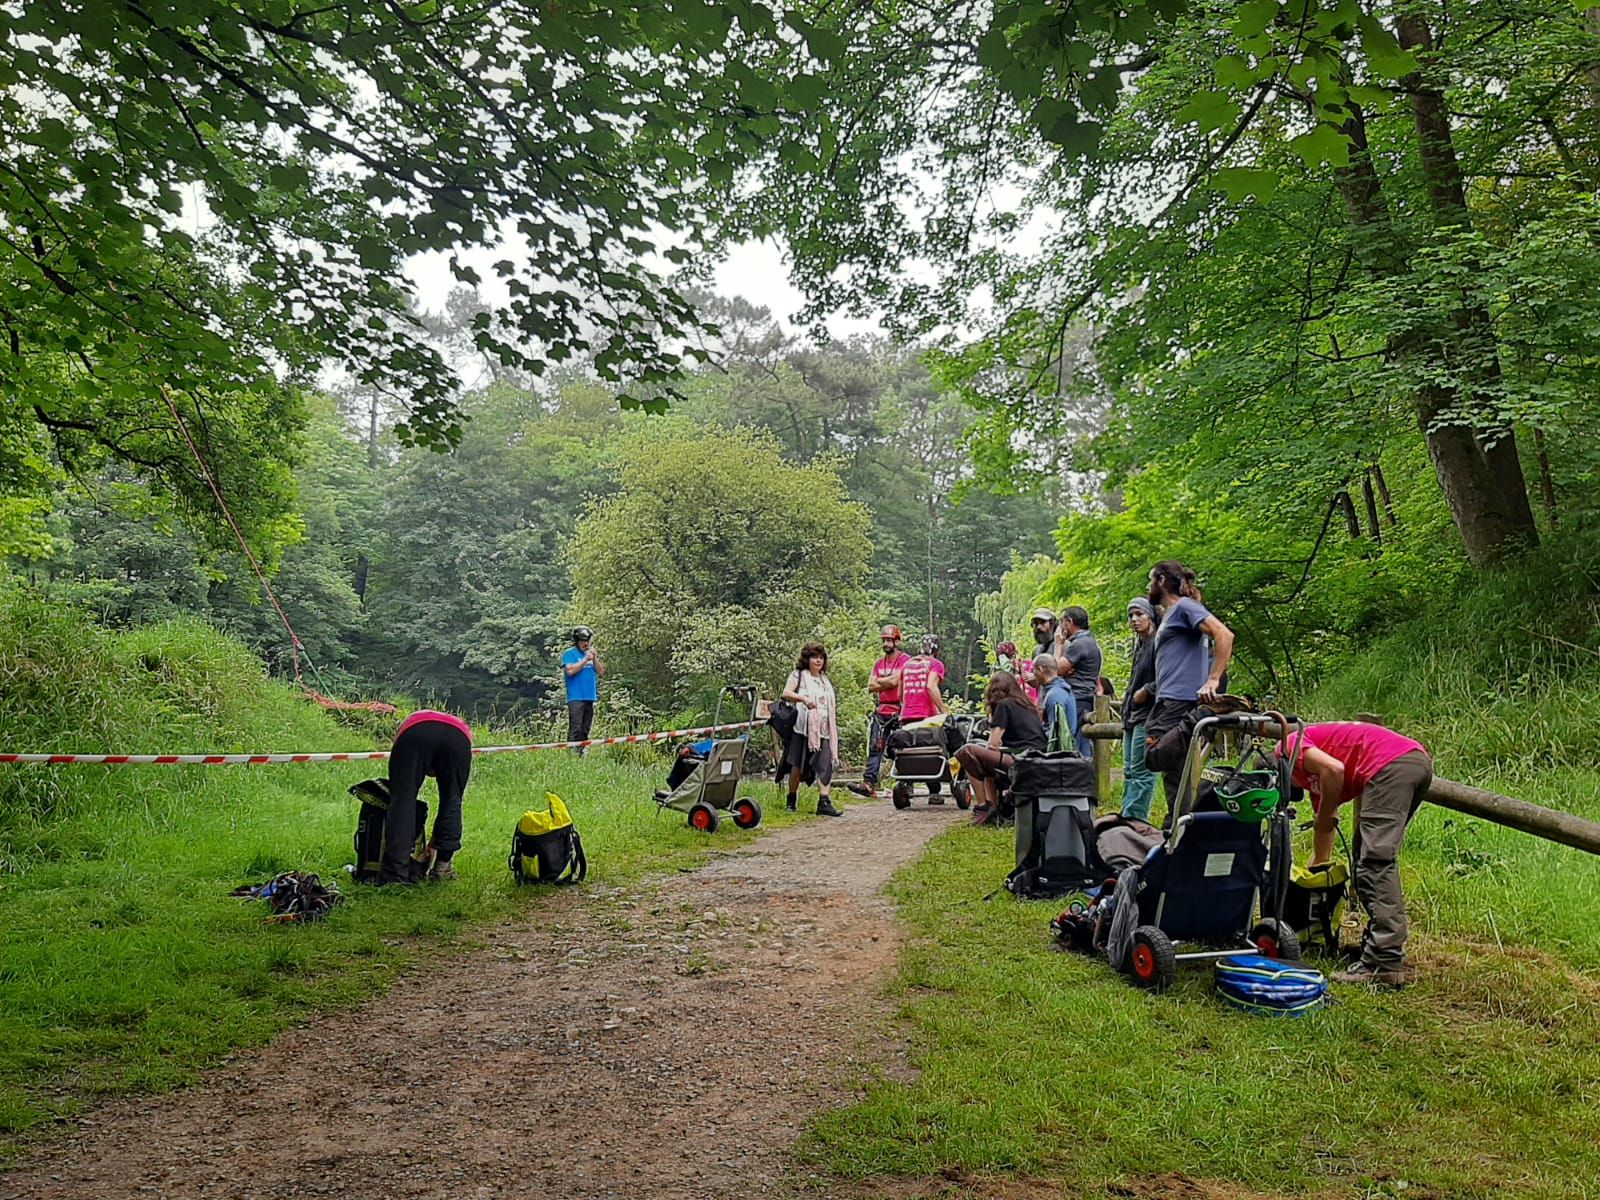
left=159, top=385, right=306, bottom=682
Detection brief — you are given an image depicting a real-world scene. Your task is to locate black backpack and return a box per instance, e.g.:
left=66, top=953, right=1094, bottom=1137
left=508, top=792, right=588, bottom=885
left=349, top=778, right=429, bottom=883
left=1005, top=752, right=1105, bottom=899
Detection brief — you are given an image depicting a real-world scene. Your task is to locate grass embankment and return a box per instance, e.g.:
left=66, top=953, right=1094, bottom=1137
left=0, top=591, right=792, bottom=1145
left=812, top=546, right=1600, bottom=1199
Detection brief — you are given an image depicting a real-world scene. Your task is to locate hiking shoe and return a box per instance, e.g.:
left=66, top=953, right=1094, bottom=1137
left=927, top=794, right=946, bottom=806
left=816, top=798, right=844, bottom=817
left=1333, top=960, right=1414, bottom=988
left=653, top=788, right=671, bottom=801
left=786, top=796, right=798, bottom=812
left=428, top=858, right=457, bottom=882
left=846, top=781, right=875, bottom=798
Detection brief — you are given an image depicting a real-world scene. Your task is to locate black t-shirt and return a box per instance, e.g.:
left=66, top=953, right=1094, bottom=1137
left=991, top=699, right=1047, bottom=752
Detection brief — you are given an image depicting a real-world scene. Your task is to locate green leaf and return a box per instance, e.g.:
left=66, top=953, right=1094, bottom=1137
left=1233, top=0, right=1280, bottom=39
left=1214, top=54, right=1257, bottom=88
left=1357, top=14, right=1419, bottom=79
left=1289, top=122, right=1351, bottom=168
left=1213, top=166, right=1280, bottom=202
left=1176, top=90, right=1240, bottom=134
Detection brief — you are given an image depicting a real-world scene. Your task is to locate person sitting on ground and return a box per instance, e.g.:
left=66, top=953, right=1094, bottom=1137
left=1119, top=598, right=1160, bottom=821
left=954, top=671, right=1048, bottom=819
left=1143, top=560, right=1235, bottom=823
left=1054, top=605, right=1102, bottom=756
left=1278, top=721, right=1434, bottom=988
left=1031, top=654, right=1079, bottom=754
left=781, top=641, right=844, bottom=817
left=382, top=708, right=473, bottom=884
left=854, top=624, right=909, bottom=798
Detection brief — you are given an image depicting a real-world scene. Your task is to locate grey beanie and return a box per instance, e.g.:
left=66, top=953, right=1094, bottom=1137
left=1127, top=597, right=1157, bottom=621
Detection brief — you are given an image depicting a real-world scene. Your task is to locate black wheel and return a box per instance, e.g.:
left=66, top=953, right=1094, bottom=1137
left=1251, top=919, right=1303, bottom=962
left=687, top=801, right=720, bottom=834
left=951, top=779, right=972, bottom=810
left=1128, top=925, right=1177, bottom=992
left=892, top=783, right=913, bottom=809
left=731, top=797, right=763, bottom=830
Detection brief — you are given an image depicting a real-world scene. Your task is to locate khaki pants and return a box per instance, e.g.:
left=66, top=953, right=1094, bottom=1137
left=1353, top=750, right=1433, bottom=967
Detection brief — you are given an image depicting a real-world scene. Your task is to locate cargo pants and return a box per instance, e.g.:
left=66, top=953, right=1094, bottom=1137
left=1352, top=749, right=1433, bottom=967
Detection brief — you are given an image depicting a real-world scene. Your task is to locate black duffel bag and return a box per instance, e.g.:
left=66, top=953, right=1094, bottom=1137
left=1010, top=750, right=1097, bottom=802
left=888, top=724, right=947, bottom=754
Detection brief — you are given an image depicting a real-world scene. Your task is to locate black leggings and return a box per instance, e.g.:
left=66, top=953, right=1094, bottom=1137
left=384, top=720, right=472, bottom=882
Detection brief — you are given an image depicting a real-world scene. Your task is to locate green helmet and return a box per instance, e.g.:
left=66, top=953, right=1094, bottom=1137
left=1215, top=768, right=1281, bottom=822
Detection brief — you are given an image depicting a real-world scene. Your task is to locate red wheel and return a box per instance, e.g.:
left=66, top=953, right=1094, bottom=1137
left=1131, top=944, right=1157, bottom=981
left=731, top=798, right=763, bottom=830
left=688, top=802, right=719, bottom=833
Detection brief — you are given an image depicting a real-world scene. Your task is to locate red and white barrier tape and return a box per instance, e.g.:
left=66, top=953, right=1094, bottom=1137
left=0, top=720, right=767, bottom=766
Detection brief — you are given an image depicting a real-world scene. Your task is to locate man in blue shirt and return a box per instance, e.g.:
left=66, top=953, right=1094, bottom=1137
left=1032, top=654, right=1079, bottom=753
left=562, top=626, right=605, bottom=754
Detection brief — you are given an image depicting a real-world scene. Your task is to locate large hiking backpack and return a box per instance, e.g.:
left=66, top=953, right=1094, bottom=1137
left=1281, top=861, right=1350, bottom=951
left=349, top=778, right=429, bottom=883
left=1006, top=752, right=1104, bottom=899
left=509, top=792, right=588, bottom=885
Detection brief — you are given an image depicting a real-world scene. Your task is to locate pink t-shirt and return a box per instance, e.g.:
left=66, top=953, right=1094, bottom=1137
left=1018, top=659, right=1039, bottom=704
left=872, top=651, right=910, bottom=717
left=1281, top=722, right=1425, bottom=805
left=899, top=657, right=946, bottom=722
left=396, top=709, right=473, bottom=743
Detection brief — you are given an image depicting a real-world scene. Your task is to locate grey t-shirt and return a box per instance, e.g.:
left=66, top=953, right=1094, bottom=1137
left=1061, top=630, right=1101, bottom=705
left=1153, top=596, right=1213, bottom=702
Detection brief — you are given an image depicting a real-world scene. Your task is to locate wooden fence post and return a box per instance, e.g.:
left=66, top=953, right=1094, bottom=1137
left=1092, top=695, right=1112, bottom=806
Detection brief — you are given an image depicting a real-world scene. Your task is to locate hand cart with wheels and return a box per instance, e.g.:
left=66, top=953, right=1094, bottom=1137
left=1056, top=710, right=1303, bottom=991
left=887, top=714, right=974, bottom=810
left=653, top=684, right=765, bottom=834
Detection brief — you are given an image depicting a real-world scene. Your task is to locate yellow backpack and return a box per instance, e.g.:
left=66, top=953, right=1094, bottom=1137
left=508, top=792, right=588, bottom=885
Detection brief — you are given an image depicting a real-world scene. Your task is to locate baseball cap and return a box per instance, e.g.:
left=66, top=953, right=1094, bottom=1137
left=1030, top=607, right=1056, bottom=622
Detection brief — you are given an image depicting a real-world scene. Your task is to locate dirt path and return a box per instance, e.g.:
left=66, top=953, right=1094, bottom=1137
left=2, top=801, right=960, bottom=1200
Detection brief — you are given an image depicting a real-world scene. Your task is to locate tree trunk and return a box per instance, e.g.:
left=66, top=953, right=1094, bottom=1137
left=1325, top=91, right=1531, bottom=565
left=1533, top=426, right=1559, bottom=530
left=1362, top=471, right=1382, bottom=544
left=1372, top=463, right=1398, bottom=526
left=1397, top=14, right=1540, bottom=551
left=1337, top=490, right=1360, bottom=538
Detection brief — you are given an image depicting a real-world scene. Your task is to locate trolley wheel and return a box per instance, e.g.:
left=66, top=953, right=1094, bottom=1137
left=731, top=797, right=763, bottom=830
left=1128, top=925, right=1177, bottom=992
left=1251, top=919, right=1303, bottom=963
left=952, top=779, right=972, bottom=810
left=687, top=801, right=720, bottom=834
left=892, top=783, right=913, bottom=810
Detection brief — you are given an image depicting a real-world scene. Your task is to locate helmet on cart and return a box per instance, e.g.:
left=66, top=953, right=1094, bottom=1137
left=1215, top=768, right=1281, bottom=823
left=921, top=634, right=941, bottom=657
left=571, top=626, right=593, bottom=644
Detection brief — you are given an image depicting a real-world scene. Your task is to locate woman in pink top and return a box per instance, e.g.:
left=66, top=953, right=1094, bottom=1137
left=898, top=634, right=948, bottom=723
left=1280, top=721, right=1432, bottom=987
left=383, top=709, right=474, bottom=884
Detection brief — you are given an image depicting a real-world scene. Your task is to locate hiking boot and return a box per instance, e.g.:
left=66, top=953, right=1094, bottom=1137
left=428, top=858, right=457, bottom=882
left=816, top=797, right=844, bottom=817
left=1333, top=960, right=1414, bottom=988
left=927, top=794, right=946, bottom=806
left=846, top=781, right=875, bottom=798
left=786, top=795, right=798, bottom=812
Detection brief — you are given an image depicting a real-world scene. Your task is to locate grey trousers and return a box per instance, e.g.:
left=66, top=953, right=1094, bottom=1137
left=1354, top=749, right=1433, bottom=967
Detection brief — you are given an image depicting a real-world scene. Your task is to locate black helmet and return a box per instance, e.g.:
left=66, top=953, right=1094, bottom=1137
left=572, top=626, right=593, bottom=644
left=921, top=634, right=941, bottom=657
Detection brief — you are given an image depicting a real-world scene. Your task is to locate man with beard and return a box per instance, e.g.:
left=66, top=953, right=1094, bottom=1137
left=1143, top=560, right=1235, bottom=823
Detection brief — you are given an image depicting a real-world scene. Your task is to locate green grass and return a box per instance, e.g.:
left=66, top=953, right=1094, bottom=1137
left=805, top=545, right=1600, bottom=1198
left=807, top=824, right=1600, bottom=1199
left=0, top=590, right=800, bottom=1145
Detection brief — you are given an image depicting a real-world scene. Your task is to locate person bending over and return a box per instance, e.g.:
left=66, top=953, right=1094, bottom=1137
left=383, top=708, right=473, bottom=884
left=1280, top=721, right=1433, bottom=988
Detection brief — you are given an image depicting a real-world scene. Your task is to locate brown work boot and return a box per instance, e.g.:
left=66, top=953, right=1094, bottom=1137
left=1333, top=960, right=1415, bottom=988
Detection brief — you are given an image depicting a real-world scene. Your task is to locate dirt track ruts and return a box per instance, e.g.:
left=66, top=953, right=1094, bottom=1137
left=1, top=799, right=960, bottom=1200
